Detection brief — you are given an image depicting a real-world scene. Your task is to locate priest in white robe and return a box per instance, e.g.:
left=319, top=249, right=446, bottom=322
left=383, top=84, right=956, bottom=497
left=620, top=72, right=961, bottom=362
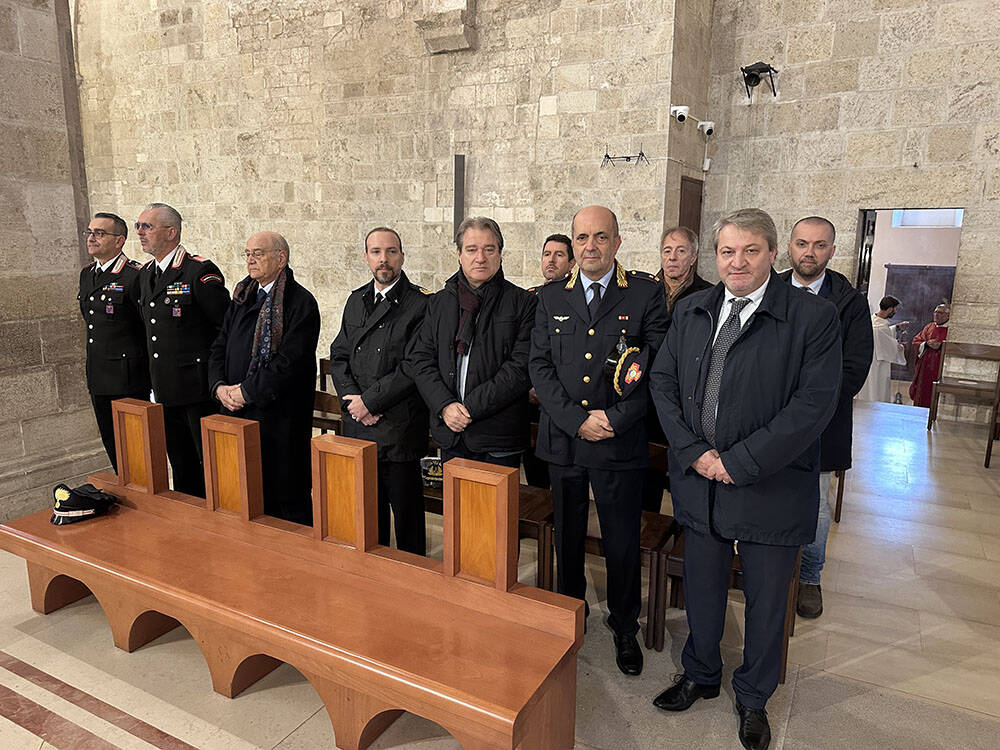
left=858, top=295, right=907, bottom=402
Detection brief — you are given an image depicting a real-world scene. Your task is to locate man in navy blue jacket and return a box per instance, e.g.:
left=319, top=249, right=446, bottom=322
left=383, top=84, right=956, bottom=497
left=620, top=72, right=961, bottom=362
left=650, top=208, right=841, bottom=750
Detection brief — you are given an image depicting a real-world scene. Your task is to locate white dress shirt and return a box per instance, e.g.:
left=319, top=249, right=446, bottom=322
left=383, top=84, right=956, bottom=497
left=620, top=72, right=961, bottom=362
left=712, top=275, right=770, bottom=345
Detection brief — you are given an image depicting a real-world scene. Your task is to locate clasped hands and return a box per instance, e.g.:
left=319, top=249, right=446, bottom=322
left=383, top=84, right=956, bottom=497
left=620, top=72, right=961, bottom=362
left=343, top=395, right=381, bottom=426
left=693, top=449, right=733, bottom=484
left=217, top=383, right=246, bottom=412
left=578, top=409, right=615, bottom=442
left=442, top=401, right=472, bottom=432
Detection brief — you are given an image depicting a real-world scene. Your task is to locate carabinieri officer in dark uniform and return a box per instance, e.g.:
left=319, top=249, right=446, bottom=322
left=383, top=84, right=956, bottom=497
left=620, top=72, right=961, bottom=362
left=330, top=227, right=430, bottom=554
left=529, top=205, right=669, bottom=677
left=135, top=203, right=230, bottom=497
left=79, top=212, right=150, bottom=471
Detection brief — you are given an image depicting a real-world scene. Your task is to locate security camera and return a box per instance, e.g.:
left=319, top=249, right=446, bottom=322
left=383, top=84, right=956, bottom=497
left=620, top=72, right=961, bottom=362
left=670, top=106, right=689, bottom=123
left=697, top=120, right=715, bottom=136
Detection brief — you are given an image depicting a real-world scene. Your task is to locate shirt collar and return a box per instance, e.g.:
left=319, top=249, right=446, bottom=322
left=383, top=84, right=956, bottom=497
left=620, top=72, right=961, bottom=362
left=261, top=279, right=276, bottom=294
left=581, top=265, right=615, bottom=292
left=374, top=277, right=399, bottom=298
left=723, top=274, right=770, bottom=307
left=790, top=271, right=825, bottom=295
left=155, top=247, right=178, bottom=272
left=97, top=253, right=122, bottom=272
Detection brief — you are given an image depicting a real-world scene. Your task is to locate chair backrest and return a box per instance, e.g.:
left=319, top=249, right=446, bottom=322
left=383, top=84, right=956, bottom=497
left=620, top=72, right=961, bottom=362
left=319, top=357, right=333, bottom=392
left=314, top=390, right=342, bottom=415
left=942, top=342, right=1000, bottom=362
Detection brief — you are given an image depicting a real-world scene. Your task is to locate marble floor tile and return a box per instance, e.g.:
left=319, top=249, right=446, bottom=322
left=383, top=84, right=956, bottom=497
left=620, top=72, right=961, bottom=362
left=0, top=716, right=45, bottom=750
left=912, top=546, right=1000, bottom=588
left=835, top=510, right=987, bottom=557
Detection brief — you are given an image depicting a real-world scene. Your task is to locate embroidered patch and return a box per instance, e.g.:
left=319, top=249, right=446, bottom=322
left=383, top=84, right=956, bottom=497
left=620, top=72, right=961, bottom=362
left=105, top=304, right=114, bottom=314
left=199, top=274, right=223, bottom=284
left=625, top=362, right=642, bottom=384
left=172, top=306, right=182, bottom=317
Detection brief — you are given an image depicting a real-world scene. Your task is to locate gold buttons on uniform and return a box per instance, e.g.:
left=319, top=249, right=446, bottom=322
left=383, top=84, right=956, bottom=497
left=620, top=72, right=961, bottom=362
left=585, top=352, right=592, bottom=359
left=588, top=328, right=595, bottom=336
left=583, top=376, right=590, bottom=383
left=581, top=399, right=589, bottom=407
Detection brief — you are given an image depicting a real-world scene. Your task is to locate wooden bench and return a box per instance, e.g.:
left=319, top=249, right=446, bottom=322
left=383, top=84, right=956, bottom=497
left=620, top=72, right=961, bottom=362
left=0, top=399, right=583, bottom=749
left=424, top=483, right=555, bottom=592
left=663, top=531, right=800, bottom=683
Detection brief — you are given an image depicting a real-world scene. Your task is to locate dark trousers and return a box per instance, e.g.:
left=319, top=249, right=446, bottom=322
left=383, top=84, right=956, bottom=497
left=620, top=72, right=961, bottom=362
left=90, top=391, right=150, bottom=472
left=162, top=401, right=217, bottom=497
left=377, top=459, right=426, bottom=555
left=522, top=445, right=550, bottom=488
left=641, top=468, right=666, bottom=513
left=681, top=526, right=799, bottom=709
left=549, top=464, right=643, bottom=636
left=441, top=444, right=522, bottom=470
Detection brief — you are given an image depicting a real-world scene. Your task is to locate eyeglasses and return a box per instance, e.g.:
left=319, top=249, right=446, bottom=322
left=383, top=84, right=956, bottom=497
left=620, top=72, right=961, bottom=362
left=82, top=229, right=123, bottom=239
left=244, top=249, right=273, bottom=259
left=134, top=222, right=163, bottom=232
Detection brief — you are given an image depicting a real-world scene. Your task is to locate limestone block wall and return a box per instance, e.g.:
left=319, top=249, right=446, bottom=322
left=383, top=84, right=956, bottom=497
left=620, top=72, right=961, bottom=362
left=74, top=0, right=681, bottom=347
left=703, top=0, right=1000, bottom=422
left=0, top=0, right=104, bottom=521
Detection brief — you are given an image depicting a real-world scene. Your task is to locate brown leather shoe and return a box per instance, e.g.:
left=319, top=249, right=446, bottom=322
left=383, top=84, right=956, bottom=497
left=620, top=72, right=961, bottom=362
left=797, top=582, right=823, bottom=618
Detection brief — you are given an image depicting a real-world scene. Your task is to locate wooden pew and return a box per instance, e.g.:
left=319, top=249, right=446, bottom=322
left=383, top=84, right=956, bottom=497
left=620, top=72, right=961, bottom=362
left=0, top=399, right=583, bottom=750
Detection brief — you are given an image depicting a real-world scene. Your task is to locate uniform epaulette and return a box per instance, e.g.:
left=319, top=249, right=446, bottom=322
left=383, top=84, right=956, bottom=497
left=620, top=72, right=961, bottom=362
left=629, top=269, right=658, bottom=282
left=189, top=254, right=209, bottom=262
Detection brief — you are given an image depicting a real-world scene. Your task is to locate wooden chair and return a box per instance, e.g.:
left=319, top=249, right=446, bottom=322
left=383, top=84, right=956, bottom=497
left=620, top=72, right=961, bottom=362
left=833, top=469, right=846, bottom=523
left=313, top=390, right=342, bottom=435
left=926, top=342, right=1000, bottom=431
left=986, top=381, right=1000, bottom=468
left=664, top=531, right=801, bottom=684
left=318, top=356, right=333, bottom=392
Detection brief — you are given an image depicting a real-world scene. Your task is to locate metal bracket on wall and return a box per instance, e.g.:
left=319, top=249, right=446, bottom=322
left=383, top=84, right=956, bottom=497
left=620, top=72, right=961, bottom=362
left=601, top=145, right=650, bottom=168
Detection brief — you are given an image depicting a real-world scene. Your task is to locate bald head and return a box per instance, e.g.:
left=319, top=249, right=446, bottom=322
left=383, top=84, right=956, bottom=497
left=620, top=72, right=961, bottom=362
left=245, top=231, right=289, bottom=287
left=571, top=205, right=622, bottom=281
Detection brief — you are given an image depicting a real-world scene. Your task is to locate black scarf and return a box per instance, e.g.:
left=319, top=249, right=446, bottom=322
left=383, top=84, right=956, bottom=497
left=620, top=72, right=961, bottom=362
left=455, top=268, right=503, bottom=355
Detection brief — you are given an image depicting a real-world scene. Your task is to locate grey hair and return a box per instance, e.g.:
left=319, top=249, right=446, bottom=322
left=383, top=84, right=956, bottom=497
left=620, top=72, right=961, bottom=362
left=660, top=225, right=699, bottom=254
left=455, top=216, right=504, bottom=251
left=712, top=208, right=778, bottom=253
left=145, top=203, right=183, bottom=238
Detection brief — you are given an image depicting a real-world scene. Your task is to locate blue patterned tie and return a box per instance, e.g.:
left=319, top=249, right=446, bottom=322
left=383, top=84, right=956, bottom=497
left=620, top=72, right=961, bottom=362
left=701, top=298, right=751, bottom=446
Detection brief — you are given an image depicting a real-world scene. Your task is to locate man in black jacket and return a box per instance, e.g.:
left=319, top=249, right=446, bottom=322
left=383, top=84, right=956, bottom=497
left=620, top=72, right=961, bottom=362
left=330, top=227, right=430, bottom=553
left=650, top=208, right=841, bottom=750
left=404, top=217, right=536, bottom=468
left=781, top=216, right=873, bottom=619
left=209, top=231, right=319, bottom=525
left=79, top=212, right=150, bottom=471
left=530, top=205, right=669, bottom=677
left=137, top=203, right=230, bottom=497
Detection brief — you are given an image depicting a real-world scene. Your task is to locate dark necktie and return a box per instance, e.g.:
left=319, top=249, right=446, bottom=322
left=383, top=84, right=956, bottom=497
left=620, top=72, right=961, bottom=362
left=701, top=298, right=751, bottom=447
left=588, top=282, right=603, bottom=320
left=375, top=292, right=384, bottom=307
left=256, top=287, right=266, bottom=305
left=154, top=265, right=162, bottom=282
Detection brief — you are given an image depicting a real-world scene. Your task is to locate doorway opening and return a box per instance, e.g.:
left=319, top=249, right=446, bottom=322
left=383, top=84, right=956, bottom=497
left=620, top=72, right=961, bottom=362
left=854, top=208, right=962, bottom=405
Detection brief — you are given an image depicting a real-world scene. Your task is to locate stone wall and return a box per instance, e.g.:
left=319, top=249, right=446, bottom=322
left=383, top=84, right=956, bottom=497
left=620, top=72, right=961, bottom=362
left=74, top=0, right=682, bottom=347
left=0, top=0, right=104, bottom=521
left=703, top=0, right=1000, bottom=421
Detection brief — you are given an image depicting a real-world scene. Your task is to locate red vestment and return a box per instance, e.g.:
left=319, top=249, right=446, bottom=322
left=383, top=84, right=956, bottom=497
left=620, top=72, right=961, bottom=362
left=909, top=323, right=948, bottom=407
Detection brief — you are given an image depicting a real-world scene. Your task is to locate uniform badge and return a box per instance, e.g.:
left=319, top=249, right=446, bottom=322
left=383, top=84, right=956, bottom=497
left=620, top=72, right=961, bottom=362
left=554, top=315, right=570, bottom=321
left=105, top=304, right=114, bottom=314
left=618, top=315, right=629, bottom=321
left=172, top=306, right=182, bottom=318
left=625, top=361, right=642, bottom=384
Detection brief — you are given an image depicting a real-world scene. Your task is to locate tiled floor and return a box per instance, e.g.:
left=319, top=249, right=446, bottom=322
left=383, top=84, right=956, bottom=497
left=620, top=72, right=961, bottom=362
left=0, top=401, right=998, bottom=748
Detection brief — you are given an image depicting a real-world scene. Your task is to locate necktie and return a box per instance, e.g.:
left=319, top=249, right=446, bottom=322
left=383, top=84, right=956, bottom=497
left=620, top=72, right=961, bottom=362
left=154, top=265, right=162, bottom=282
left=588, top=282, right=602, bottom=320
left=701, top=298, right=751, bottom=447
left=375, top=292, right=384, bottom=306
left=256, top=287, right=267, bottom=305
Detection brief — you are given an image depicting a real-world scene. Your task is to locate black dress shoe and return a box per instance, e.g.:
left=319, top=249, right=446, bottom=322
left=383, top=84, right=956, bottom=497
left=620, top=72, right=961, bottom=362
left=613, top=632, right=643, bottom=675
left=652, top=673, right=720, bottom=711
left=736, top=702, right=770, bottom=750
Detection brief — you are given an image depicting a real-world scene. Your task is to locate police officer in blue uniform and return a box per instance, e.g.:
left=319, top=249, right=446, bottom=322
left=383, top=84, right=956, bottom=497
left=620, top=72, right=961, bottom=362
left=78, top=212, right=150, bottom=471
left=136, top=203, right=230, bottom=497
left=530, top=205, right=669, bottom=677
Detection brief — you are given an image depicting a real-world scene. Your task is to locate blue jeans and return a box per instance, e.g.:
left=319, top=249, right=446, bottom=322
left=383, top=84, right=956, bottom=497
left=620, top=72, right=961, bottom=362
left=799, top=472, right=832, bottom=585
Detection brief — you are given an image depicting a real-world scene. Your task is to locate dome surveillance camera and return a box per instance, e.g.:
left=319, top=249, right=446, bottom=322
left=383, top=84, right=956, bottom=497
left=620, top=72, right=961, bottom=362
left=670, top=106, right=689, bottom=123
left=697, top=120, right=715, bottom=136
